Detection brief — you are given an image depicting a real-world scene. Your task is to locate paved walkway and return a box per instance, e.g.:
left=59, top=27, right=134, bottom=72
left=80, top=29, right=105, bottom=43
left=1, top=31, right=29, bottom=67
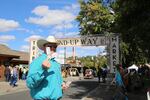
left=1, top=77, right=147, bottom=100
left=0, top=80, right=28, bottom=96
left=0, top=77, right=79, bottom=96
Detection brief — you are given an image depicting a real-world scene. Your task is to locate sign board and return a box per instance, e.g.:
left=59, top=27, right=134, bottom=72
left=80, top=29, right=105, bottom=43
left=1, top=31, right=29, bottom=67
left=109, top=36, right=119, bottom=73
left=57, top=36, right=110, bottom=46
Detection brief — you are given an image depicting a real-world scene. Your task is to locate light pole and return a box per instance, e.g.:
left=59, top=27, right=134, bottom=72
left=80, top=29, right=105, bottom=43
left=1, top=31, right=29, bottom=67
left=64, top=47, right=66, bottom=64
left=92, top=56, right=96, bottom=68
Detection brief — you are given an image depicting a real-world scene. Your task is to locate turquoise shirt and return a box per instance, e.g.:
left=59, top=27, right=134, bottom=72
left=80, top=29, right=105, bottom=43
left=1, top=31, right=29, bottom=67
left=115, top=70, right=125, bottom=87
left=26, top=53, right=63, bottom=100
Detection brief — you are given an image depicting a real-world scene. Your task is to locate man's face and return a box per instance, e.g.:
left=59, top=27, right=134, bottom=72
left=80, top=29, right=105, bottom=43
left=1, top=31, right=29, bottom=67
left=44, top=43, right=57, bottom=52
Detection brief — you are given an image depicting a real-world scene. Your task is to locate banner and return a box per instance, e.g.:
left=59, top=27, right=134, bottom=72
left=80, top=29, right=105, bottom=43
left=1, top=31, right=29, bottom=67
left=57, top=36, right=110, bottom=46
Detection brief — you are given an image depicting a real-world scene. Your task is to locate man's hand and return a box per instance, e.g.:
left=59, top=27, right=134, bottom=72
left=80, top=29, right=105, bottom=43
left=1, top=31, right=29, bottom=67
left=62, top=82, right=68, bottom=90
left=42, top=59, right=51, bottom=69
left=111, top=78, right=115, bottom=85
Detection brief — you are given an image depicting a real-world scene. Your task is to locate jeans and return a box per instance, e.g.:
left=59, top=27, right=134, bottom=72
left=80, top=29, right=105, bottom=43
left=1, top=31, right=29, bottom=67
left=5, top=74, right=10, bottom=82
left=10, top=76, right=17, bottom=86
left=22, top=74, right=26, bottom=80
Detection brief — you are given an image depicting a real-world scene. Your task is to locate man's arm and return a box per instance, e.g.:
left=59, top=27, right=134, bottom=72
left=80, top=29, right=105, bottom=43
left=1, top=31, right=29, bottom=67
left=26, top=57, right=51, bottom=89
left=26, top=71, right=45, bottom=89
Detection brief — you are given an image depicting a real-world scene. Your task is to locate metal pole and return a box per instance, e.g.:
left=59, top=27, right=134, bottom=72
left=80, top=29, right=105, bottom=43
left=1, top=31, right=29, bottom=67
left=64, top=47, right=66, bottom=64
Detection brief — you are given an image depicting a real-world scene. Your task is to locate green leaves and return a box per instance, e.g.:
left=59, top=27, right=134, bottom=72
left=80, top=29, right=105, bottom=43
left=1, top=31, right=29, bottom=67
left=113, top=0, right=150, bottom=66
left=79, top=56, right=107, bottom=69
left=76, top=0, right=114, bottom=35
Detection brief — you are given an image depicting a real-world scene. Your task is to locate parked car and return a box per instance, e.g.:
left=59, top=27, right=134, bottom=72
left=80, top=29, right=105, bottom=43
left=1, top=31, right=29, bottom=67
left=84, top=69, right=94, bottom=79
left=69, top=68, right=79, bottom=76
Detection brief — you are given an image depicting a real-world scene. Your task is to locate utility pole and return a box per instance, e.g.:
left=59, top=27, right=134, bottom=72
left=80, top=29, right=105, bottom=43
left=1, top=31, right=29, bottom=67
left=64, top=47, right=66, bottom=64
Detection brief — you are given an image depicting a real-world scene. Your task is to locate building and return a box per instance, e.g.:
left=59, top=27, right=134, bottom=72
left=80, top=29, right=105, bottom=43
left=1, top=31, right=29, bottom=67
left=11, top=50, right=29, bottom=65
left=29, top=39, right=38, bottom=63
left=0, top=44, right=29, bottom=81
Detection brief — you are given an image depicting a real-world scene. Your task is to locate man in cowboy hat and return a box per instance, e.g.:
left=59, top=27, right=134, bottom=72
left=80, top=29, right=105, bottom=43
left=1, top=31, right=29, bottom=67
left=26, top=36, right=66, bottom=100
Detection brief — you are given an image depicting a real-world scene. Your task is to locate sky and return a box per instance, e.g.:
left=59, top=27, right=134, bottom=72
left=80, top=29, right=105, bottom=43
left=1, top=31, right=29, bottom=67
left=0, top=0, right=106, bottom=57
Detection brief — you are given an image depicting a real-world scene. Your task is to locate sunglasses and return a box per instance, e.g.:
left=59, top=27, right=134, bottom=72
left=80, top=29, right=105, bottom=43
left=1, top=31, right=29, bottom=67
left=44, top=43, right=57, bottom=48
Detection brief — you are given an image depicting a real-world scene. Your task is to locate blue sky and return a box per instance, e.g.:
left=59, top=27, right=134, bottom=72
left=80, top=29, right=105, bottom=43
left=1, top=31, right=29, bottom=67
left=0, top=0, right=106, bottom=57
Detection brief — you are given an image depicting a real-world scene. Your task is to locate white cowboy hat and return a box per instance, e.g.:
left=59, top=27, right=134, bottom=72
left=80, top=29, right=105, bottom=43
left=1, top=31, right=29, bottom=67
left=37, top=36, right=59, bottom=50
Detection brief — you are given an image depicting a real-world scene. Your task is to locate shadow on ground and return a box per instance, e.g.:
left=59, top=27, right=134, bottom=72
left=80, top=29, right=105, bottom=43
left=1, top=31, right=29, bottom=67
left=86, top=84, right=147, bottom=100
left=63, top=80, right=99, bottom=99
left=62, top=78, right=148, bottom=100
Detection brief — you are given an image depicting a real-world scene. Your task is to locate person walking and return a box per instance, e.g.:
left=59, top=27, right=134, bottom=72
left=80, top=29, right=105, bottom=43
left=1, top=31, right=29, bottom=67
left=4, top=66, right=11, bottom=82
left=19, top=67, right=23, bottom=80
left=9, top=66, right=13, bottom=85
left=10, top=66, right=18, bottom=87
left=112, top=65, right=128, bottom=100
left=13, top=66, right=18, bottom=87
left=22, top=67, right=27, bottom=80
left=97, top=67, right=102, bottom=83
left=26, top=36, right=67, bottom=100
left=101, top=67, right=107, bottom=83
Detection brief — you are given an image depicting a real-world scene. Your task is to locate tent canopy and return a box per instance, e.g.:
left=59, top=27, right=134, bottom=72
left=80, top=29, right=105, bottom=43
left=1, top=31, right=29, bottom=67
left=128, top=64, right=138, bottom=71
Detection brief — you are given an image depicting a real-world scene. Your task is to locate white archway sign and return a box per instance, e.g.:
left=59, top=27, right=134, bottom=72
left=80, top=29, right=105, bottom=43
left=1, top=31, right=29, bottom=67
left=56, top=35, right=119, bottom=73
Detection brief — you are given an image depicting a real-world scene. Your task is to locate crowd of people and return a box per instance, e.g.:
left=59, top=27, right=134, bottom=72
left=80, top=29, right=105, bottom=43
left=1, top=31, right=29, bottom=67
left=111, top=64, right=150, bottom=100
left=4, top=65, right=28, bottom=87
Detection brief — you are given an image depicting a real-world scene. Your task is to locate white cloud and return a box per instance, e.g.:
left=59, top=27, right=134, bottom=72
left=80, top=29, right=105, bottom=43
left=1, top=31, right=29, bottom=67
left=17, top=28, right=36, bottom=34
left=0, top=18, right=19, bottom=32
left=17, top=28, right=30, bottom=33
left=0, top=35, right=16, bottom=42
left=52, top=32, right=64, bottom=38
left=32, top=5, right=49, bottom=16
left=52, top=31, right=78, bottom=38
left=21, top=45, right=30, bottom=52
left=65, top=32, right=79, bottom=37
left=26, top=5, right=75, bottom=26
left=54, top=23, right=73, bottom=30
left=25, top=35, right=44, bottom=42
left=17, top=28, right=43, bottom=34
left=63, top=4, right=80, bottom=18
left=64, top=4, right=80, bottom=11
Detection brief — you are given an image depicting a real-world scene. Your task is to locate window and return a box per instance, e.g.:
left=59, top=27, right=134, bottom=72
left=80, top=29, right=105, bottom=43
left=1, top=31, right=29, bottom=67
left=32, top=56, right=35, bottom=60
left=32, top=46, right=35, bottom=50
left=33, top=51, right=35, bottom=55
left=33, top=41, right=35, bottom=45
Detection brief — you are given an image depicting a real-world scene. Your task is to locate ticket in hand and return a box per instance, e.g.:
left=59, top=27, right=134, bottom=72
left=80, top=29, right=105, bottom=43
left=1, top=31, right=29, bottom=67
left=65, top=81, right=72, bottom=87
left=46, top=47, right=51, bottom=59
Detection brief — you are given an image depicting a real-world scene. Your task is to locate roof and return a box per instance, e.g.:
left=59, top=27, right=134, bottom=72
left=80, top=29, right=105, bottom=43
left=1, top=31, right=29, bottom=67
left=12, top=50, right=29, bottom=62
left=0, top=44, right=29, bottom=63
left=0, top=44, right=19, bottom=58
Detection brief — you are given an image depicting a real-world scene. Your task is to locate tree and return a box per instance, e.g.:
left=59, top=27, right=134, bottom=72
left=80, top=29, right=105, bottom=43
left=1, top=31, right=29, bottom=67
left=112, top=0, right=150, bottom=66
left=76, top=0, right=114, bottom=35
left=79, top=55, right=107, bottom=69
